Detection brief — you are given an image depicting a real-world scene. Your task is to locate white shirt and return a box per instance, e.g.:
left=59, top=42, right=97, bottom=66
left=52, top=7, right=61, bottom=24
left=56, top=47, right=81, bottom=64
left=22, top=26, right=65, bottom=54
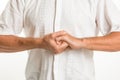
left=0, top=0, right=120, bottom=80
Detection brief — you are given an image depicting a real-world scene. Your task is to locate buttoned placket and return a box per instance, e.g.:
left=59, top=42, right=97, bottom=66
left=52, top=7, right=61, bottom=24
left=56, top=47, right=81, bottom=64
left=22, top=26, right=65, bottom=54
left=53, top=0, right=63, bottom=80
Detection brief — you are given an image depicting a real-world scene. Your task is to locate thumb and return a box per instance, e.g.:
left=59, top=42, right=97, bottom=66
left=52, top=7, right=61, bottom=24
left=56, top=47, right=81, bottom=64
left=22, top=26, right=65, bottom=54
left=56, top=36, right=71, bottom=44
left=56, top=36, right=65, bottom=42
left=56, top=35, right=74, bottom=48
left=53, top=31, right=67, bottom=38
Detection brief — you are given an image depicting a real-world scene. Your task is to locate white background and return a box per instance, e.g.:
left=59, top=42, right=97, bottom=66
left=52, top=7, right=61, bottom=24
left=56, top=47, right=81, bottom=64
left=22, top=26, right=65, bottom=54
left=0, top=0, right=120, bottom=80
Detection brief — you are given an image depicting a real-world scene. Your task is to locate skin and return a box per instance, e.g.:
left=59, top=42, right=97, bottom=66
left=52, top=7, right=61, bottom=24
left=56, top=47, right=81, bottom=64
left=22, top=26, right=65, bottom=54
left=0, top=31, right=68, bottom=53
left=0, top=35, right=41, bottom=53
left=0, top=31, right=119, bottom=54
left=56, top=31, right=120, bottom=52
left=40, top=31, right=68, bottom=53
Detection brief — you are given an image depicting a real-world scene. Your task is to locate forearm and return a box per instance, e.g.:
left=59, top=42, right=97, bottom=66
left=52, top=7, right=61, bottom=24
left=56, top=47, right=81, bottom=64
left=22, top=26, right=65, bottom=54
left=0, top=35, right=42, bottom=53
left=82, top=32, right=120, bottom=52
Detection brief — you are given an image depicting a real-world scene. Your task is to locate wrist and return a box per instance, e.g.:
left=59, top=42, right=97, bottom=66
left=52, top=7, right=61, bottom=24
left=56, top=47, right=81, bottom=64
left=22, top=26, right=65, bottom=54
left=78, top=38, right=87, bottom=49
left=80, top=38, right=95, bottom=50
left=34, top=37, right=44, bottom=48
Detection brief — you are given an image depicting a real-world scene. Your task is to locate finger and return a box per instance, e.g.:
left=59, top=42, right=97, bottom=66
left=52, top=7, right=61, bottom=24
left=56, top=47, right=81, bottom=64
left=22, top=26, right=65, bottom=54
left=56, top=36, right=64, bottom=42
left=53, top=41, right=68, bottom=54
left=56, top=40, right=62, bottom=45
left=60, top=42, right=68, bottom=48
left=52, top=30, right=67, bottom=38
left=57, top=42, right=69, bottom=53
left=56, top=35, right=73, bottom=47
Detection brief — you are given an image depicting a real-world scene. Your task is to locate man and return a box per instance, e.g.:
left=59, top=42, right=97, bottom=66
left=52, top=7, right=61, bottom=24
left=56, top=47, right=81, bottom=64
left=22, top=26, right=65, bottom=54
left=0, top=0, right=120, bottom=80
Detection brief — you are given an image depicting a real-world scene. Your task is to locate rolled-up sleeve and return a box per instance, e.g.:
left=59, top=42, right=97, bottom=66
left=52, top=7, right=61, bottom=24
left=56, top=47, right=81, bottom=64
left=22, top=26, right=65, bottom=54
left=96, top=0, right=120, bottom=35
left=0, top=0, right=24, bottom=35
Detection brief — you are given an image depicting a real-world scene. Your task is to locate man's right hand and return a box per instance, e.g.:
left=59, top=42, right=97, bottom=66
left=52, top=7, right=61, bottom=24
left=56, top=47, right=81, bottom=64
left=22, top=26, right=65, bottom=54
left=39, top=31, right=69, bottom=54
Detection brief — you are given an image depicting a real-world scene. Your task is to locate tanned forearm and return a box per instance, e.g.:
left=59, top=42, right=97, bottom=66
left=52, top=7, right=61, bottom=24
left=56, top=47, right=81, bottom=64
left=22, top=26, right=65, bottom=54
left=82, top=32, right=120, bottom=52
left=0, top=35, right=42, bottom=53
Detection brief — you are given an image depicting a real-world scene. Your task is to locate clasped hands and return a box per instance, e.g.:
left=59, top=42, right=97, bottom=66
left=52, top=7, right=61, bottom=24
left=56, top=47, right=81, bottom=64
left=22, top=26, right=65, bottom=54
left=40, top=31, right=84, bottom=54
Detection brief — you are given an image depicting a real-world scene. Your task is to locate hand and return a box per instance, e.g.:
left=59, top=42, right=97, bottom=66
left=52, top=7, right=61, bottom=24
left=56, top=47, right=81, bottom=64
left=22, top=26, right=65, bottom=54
left=40, top=31, right=69, bottom=54
left=56, top=31, right=85, bottom=49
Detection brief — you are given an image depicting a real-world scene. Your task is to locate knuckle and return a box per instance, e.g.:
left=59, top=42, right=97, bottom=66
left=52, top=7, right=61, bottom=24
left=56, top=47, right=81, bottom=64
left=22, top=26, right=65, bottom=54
left=51, top=34, right=55, bottom=38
